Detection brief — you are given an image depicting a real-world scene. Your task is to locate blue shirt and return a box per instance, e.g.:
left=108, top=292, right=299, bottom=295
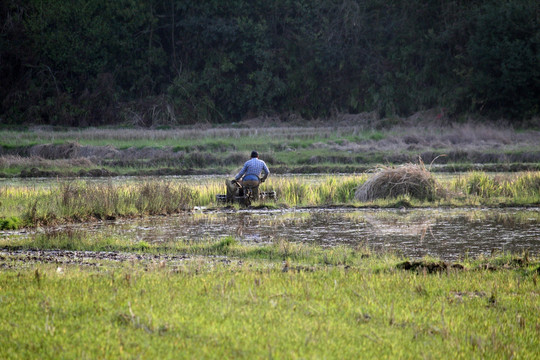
left=235, top=158, right=270, bottom=181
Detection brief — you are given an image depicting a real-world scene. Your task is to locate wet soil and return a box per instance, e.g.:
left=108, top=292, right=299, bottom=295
left=0, top=249, right=237, bottom=269
left=396, top=256, right=539, bottom=273
left=3, top=207, right=538, bottom=261
left=396, top=260, right=465, bottom=273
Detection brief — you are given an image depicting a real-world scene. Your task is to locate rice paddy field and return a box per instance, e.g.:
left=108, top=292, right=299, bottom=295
left=1, top=121, right=540, bottom=358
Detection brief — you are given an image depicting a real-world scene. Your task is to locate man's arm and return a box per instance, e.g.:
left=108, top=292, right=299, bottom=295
left=260, top=162, right=270, bottom=181
left=235, top=163, right=248, bottom=180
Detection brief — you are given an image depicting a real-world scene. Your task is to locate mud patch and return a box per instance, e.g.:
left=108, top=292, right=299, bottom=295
left=449, top=291, right=487, bottom=301
left=78, top=168, right=118, bottom=177
left=396, top=260, right=465, bottom=273
left=0, top=249, right=196, bottom=267
left=475, top=257, right=537, bottom=271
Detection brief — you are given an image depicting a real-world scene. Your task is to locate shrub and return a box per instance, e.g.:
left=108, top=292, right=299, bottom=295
left=0, top=216, right=23, bottom=230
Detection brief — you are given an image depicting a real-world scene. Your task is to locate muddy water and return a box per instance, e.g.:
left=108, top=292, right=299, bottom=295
left=20, top=207, right=539, bottom=261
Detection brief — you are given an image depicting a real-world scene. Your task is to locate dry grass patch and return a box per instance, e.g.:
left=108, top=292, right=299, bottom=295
left=355, top=163, right=442, bottom=202
left=0, top=155, right=95, bottom=169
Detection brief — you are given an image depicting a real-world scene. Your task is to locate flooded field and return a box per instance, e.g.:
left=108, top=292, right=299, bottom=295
left=2, top=175, right=539, bottom=261
left=5, top=207, right=538, bottom=261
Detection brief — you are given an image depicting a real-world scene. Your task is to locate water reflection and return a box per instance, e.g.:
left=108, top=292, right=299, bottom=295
left=14, top=207, right=537, bottom=261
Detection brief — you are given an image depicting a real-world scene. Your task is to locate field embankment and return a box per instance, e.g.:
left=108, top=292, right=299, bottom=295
left=1, top=118, right=540, bottom=177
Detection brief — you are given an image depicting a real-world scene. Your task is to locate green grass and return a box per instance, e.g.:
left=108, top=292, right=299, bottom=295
left=0, top=249, right=538, bottom=359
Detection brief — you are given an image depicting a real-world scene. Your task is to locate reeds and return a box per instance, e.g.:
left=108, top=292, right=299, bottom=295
left=186, top=175, right=366, bottom=207
left=1, top=180, right=195, bottom=226
left=450, top=171, right=540, bottom=199
left=1, top=172, right=539, bottom=228
left=264, top=175, right=367, bottom=206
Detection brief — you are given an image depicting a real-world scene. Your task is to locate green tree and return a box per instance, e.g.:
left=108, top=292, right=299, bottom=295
left=1, top=0, right=538, bottom=125
left=463, top=0, right=540, bottom=118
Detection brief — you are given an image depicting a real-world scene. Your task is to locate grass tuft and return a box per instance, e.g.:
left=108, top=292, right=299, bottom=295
left=212, top=236, right=238, bottom=252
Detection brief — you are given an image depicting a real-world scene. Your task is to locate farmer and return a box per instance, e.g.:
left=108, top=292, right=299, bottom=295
left=227, top=151, right=270, bottom=200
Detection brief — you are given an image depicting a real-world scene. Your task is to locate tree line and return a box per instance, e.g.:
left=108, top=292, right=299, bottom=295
left=1, top=0, right=539, bottom=126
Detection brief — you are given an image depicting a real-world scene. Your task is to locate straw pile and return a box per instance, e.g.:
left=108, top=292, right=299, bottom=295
left=355, top=163, right=440, bottom=202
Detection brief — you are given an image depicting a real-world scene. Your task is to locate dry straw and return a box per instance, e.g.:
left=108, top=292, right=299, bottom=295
left=355, top=161, right=441, bottom=202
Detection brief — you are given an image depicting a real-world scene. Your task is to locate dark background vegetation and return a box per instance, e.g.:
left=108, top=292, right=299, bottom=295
left=1, top=0, right=539, bottom=126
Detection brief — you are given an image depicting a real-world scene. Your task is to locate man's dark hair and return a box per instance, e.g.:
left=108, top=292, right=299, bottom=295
left=251, top=151, right=259, bottom=158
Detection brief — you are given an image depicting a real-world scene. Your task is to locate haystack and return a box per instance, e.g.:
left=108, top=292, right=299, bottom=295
left=355, top=163, right=440, bottom=202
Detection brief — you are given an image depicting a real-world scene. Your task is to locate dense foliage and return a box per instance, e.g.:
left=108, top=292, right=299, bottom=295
left=1, top=0, right=539, bottom=126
